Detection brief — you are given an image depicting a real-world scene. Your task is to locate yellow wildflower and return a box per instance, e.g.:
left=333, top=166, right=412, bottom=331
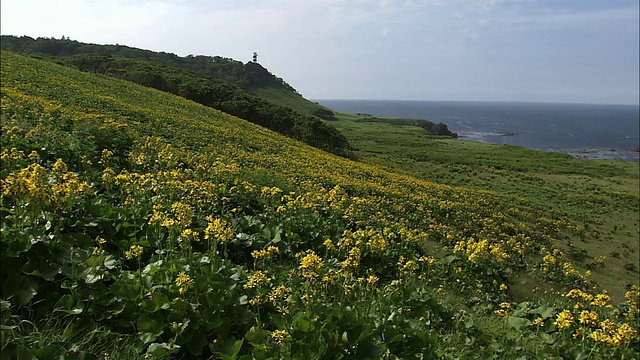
left=175, top=272, right=193, bottom=287
left=125, top=245, right=143, bottom=259
left=180, top=229, right=199, bottom=241
left=298, top=250, right=324, bottom=279
left=175, top=272, right=195, bottom=294
left=171, top=202, right=193, bottom=228
left=249, top=295, right=264, bottom=306
left=204, top=218, right=234, bottom=243
left=271, top=330, right=289, bottom=346
left=578, top=310, right=599, bottom=327
left=323, top=239, right=336, bottom=251
left=244, top=270, right=271, bottom=289
left=268, top=285, right=289, bottom=304
left=591, top=292, right=610, bottom=307
left=554, top=310, right=574, bottom=329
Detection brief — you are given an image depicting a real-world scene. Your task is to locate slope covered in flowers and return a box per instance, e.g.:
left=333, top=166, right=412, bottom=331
left=1, top=51, right=638, bottom=359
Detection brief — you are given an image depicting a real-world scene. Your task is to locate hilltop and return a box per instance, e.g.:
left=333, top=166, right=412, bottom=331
left=0, top=35, right=333, bottom=118
left=1, top=51, right=638, bottom=359
left=0, top=35, right=458, bottom=140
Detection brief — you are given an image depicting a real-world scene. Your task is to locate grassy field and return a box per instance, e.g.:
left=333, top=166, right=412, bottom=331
left=330, top=112, right=639, bottom=302
left=1, top=51, right=638, bottom=359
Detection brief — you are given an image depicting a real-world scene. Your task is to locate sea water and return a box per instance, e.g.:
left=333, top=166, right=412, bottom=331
left=316, top=100, right=640, bottom=161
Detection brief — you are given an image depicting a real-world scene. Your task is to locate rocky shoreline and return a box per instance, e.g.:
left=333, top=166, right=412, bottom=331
left=564, top=148, right=640, bottom=161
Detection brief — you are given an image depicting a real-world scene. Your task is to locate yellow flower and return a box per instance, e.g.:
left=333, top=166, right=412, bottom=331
left=573, top=327, right=584, bottom=339
left=268, top=285, right=289, bottom=304
left=52, top=158, right=68, bottom=173
left=554, top=310, right=574, bottom=330
left=249, top=294, right=264, bottom=306
left=160, top=218, right=176, bottom=228
left=600, top=319, right=615, bottom=334
left=244, top=270, right=271, bottom=289
left=499, top=283, right=508, bottom=291
left=99, top=149, right=113, bottom=166
left=399, top=259, right=419, bottom=275
left=180, top=229, right=199, bottom=241
left=125, top=244, right=143, bottom=259
left=271, top=330, right=289, bottom=346
left=298, top=250, right=324, bottom=279
left=171, top=202, right=193, bottom=228
left=175, top=272, right=195, bottom=294
left=175, top=272, right=193, bottom=287
left=565, top=289, right=593, bottom=302
left=367, top=233, right=387, bottom=253
left=591, top=292, right=610, bottom=307
left=28, top=150, right=39, bottom=161
left=587, top=329, right=608, bottom=343
left=418, top=256, right=436, bottom=265
left=204, top=218, right=234, bottom=243
left=148, top=203, right=165, bottom=225
left=532, top=318, right=544, bottom=327
left=323, top=239, right=336, bottom=251
left=578, top=310, right=599, bottom=327
left=340, top=247, right=361, bottom=271
left=251, top=249, right=270, bottom=259
left=613, top=323, right=637, bottom=346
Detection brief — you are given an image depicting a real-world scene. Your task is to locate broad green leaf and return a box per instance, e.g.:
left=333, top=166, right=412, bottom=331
left=16, top=345, right=35, bottom=360
left=529, top=305, right=556, bottom=319
left=54, top=294, right=84, bottom=314
left=507, top=316, right=530, bottom=330
left=3, top=274, right=39, bottom=307
left=137, top=312, right=165, bottom=343
left=33, top=344, right=65, bottom=359
left=186, top=331, right=208, bottom=355
left=245, top=326, right=268, bottom=345
left=356, top=340, right=385, bottom=359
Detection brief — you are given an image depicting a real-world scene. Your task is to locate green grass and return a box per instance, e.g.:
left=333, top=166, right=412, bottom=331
left=251, top=86, right=333, bottom=117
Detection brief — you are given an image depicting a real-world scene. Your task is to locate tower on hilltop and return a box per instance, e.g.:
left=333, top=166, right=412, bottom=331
left=252, top=52, right=258, bottom=63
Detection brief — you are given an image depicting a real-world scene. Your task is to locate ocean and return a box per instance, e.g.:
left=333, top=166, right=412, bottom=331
left=316, top=100, right=640, bottom=161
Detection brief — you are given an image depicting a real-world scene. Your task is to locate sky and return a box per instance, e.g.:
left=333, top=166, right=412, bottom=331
left=1, top=0, right=639, bottom=105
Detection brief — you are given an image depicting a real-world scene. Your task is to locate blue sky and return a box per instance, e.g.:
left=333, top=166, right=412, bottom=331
left=2, top=0, right=638, bottom=104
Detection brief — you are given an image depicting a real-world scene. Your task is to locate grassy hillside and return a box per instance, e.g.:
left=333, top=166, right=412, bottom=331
left=0, top=35, right=331, bottom=118
left=1, top=51, right=638, bottom=359
left=1, top=37, right=351, bottom=157
left=331, top=112, right=639, bottom=301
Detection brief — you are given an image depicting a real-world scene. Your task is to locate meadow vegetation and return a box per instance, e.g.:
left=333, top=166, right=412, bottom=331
left=1, top=51, right=638, bottom=359
left=0, top=35, right=349, bottom=156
